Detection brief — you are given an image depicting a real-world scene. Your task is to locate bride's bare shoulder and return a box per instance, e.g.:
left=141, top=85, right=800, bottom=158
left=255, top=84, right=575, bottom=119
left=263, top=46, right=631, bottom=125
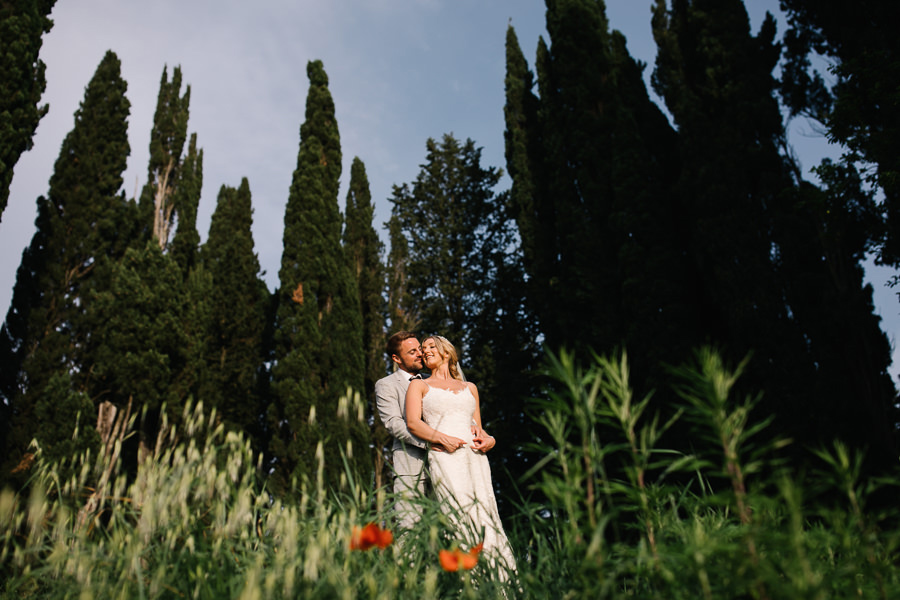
left=408, top=379, right=427, bottom=393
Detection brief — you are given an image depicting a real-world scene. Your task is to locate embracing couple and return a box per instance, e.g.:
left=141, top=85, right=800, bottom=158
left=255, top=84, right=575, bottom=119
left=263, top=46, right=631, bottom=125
left=374, top=331, right=516, bottom=579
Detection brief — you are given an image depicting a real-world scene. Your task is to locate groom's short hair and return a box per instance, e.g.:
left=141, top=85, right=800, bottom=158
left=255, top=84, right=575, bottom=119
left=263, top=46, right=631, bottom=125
left=386, top=331, right=418, bottom=358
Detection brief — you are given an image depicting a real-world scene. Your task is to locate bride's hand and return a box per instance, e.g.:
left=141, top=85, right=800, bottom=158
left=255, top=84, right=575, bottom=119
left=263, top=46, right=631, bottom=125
left=435, top=433, right=466, bottom=454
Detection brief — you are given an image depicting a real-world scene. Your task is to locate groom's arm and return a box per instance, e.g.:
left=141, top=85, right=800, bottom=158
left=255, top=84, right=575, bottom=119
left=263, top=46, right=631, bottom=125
left=375, top=378, right=426, bottom=449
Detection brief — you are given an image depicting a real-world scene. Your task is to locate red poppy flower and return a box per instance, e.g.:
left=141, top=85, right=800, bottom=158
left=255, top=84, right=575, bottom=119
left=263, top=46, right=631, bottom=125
left=350, top=523, right=393, bottom=550
left=439, top=541, right=484, bottom=571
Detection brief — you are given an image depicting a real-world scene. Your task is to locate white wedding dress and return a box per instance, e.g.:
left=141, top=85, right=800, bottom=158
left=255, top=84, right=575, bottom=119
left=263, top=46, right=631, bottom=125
left=422, top=385, right=517, bottom=578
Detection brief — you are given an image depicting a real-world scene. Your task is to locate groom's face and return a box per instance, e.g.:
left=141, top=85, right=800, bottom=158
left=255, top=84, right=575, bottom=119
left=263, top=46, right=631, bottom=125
left=393, top=338, right=423, bottom=373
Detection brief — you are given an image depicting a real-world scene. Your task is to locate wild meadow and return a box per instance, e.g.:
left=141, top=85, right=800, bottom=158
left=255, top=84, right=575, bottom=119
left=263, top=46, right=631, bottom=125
left=2, top=349, right=898, bottom=599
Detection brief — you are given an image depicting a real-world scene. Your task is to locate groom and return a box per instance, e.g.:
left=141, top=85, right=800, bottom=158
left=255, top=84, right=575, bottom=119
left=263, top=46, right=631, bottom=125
left=375, top=331, right=428, bottom=528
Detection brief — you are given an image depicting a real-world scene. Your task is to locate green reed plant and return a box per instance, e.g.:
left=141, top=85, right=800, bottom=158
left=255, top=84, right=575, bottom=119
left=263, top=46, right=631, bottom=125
left=523, top=346, right=900, bottom=599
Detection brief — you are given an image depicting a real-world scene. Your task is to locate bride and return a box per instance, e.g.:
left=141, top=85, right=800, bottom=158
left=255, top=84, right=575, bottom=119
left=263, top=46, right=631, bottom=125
left=405, top=335, right=517, bottom=579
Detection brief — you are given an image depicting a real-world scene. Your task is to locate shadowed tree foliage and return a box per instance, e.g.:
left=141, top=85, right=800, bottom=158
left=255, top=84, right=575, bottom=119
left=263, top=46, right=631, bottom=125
left=650, top=0, right=897, bottom=465
left=0, top=0, right=56, bottom=222
left=0, top=50, right=130, bottom=481
left=773, top=162, right=897, bottom=467
left=775, top=0, right=900, bottom=462
left=269, top=60, right=369, bottom=492
left=651, top=0, right=808, bottom=397
left=200, top=178, right=269, bottom=451
left=779, top=0, right=900, bottom=266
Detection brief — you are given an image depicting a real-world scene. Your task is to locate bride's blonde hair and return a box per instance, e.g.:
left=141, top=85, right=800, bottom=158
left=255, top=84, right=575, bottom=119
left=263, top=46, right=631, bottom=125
left=427, top=335, right=464, bottom=381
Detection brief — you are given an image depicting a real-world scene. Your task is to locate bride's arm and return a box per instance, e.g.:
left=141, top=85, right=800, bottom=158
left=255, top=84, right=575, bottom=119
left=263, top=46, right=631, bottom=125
left=468, top=383, right=496, bottom=452
left=405, top=381, right=466, bottom=453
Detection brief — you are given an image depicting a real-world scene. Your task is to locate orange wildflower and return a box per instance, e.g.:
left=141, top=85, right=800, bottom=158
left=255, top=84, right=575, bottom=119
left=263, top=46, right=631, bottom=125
left=439, top=541, right=484, bottom=572
left=350, top=523, right=393, bottom=551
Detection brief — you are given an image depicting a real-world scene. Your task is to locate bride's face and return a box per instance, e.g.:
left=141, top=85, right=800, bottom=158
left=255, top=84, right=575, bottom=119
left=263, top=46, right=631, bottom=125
left=421, top=338, right=444, bottom=370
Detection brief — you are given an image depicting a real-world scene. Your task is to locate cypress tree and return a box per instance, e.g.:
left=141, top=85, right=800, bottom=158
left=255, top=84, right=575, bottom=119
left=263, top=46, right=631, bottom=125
left=0, top=50, right=131, bottom=478
left=503, top=25, right=550, bottom=339
left=136, top=66, right=191, bottom=249
left=169, top=132, right=203, bottom=273
left=0, top=0, right=56, bottom=221
left=534, top=0, right=621, bottom=353
left=342, top=158, right=385, bottom=399
left=385, top=213, right=417, bottom=333
left=201, top=178, right=269, bottom=449
left=269, top=60, right=368, bottom=492
left=101, top=64, right=206, bottom=458
left=505, top=3, right=693, bottom=388
left=651, top=0, right=801, bottom=371
left=774, top=164, right=897, bottom=467
left=504, top=6, right=694, bottom=495
left=341, top=158, right=389, bottom=485
left=80, top=243, right=196, bottom=461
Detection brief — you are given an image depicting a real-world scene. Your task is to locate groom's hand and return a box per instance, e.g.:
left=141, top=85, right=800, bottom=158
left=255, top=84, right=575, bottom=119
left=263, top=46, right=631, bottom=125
left=471, top=427, right=495, bottom=452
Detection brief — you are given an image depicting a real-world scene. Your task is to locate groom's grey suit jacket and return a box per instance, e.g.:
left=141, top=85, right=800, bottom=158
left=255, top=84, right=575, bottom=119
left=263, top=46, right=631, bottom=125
left=374, top=369, right=427, bottom=477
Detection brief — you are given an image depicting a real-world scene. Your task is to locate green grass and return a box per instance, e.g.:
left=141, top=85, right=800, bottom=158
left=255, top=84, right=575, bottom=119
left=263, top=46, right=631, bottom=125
left=2, top=349, right=899, bottom=599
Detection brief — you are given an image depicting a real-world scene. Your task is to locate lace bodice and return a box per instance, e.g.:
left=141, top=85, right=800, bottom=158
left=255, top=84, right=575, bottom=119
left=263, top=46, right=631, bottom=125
left=422, top=385, right=476, bottom=443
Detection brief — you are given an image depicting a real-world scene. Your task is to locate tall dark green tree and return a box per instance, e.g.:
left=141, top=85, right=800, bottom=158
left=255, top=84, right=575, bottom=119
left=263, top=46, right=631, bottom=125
left=200, top=178, right=269, bottom=450
left=0, top=0, right=56, bottom=221
left=68, top=65, right=207, bottom=464
left=504, top=2, right=693, bottom=388
left=169, top=132, right=203, bottom=272
left=107, top=64, right=207, bottom=458
left=0, top=50, right=131, bottom=477
left=342, top=157, right=385, bottom=400
left=530, top=0, right=621, bottom=354
left=136, top=66, right=192, bottom=250
left=651, top=0, right=807, bottom=391
left=385, top=214, right=417, bottom=334
left=269, top=60, right=369, bottom=492
left=503, top=25, right=547, bottom=335
left=776, top=0, right=900, bottom=461
left=341, top=157, right=389, bottom=485
left=649, top=1, right=820, bottom=455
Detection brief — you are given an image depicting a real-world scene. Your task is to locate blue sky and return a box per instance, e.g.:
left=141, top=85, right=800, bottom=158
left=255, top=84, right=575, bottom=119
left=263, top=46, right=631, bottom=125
left=2, top=0, right=896, bottom=379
